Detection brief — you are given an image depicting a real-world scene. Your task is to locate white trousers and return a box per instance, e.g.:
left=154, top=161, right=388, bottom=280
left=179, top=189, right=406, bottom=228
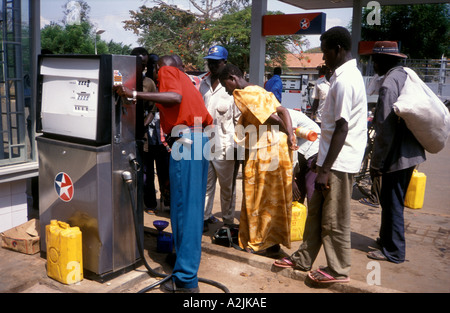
left=204, top=159, right=239, bottom=225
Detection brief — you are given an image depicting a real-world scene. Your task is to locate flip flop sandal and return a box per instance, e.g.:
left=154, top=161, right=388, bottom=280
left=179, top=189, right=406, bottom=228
left=273, top=257, right=295, bottom=268
left=308, top=268, right=350, bottom=284
left=245, top=247, right=269, bottom=256
left=359, top=198, right=379, bottom=208
left=273, top=257, right=309, bottom=271
left=367, top=249, right=388, bottom=261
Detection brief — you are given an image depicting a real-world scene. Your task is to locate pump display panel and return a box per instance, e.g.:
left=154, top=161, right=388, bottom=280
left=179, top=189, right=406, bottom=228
left=37, top=54, right=141, bottom=145
left=40, top=57, right=101, bottom=142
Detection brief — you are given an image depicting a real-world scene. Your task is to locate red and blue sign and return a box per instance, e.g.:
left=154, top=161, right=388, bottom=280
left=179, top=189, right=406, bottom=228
left=55, top=172, right=74, bottom=202
left=262, top=13, right=326, bottom=36
left=300, top=18, right=310, bottom=30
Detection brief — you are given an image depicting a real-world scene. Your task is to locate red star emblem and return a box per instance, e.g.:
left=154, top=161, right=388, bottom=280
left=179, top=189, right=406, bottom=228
left=300, top=18, right=310, bottom=30
left=54, top=172, right=74, bottom=202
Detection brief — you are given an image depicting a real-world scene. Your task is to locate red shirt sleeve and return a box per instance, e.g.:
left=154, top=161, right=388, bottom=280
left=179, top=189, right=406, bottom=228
left=156, top=65, right=213, bottom=134
left=158, top=66, right=182, bottom=94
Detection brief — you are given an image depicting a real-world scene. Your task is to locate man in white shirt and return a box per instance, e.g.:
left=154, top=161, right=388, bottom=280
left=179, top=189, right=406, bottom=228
left=200, top=46, right=241, bottom=231
left=274, top=27, right=367, bottom=284
left=311, top=65, right=331, bottom=127
left=288, top=109, right=320, bottom=207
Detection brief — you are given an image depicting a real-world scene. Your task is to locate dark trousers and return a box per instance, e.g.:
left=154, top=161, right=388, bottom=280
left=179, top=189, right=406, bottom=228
left=143, top=144, right=170, bottom=209
left=368, top=175, right=382, bottom=204
left=379, top=166, right=415, bottom=263
left=295, top=153, right=317, bottom=207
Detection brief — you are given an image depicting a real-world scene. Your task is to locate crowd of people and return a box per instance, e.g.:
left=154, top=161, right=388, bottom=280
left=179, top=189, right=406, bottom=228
left=113, top=26, right=425, bottom=292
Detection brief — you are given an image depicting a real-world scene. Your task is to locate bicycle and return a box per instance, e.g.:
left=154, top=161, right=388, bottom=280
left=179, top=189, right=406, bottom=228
left=354, top=113, right=376, bottom=197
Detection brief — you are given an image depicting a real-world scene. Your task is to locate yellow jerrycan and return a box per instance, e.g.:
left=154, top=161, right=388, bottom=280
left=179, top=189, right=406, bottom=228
left=46, top=220, right=83, bottom=284
left=291, top=201, right=307, bottom=241
left=404, top=169, right=427, bottom=209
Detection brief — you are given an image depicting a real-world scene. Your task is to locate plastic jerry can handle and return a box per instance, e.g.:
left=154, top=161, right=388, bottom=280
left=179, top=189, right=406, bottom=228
left=58, top=221, right=70, bottom=229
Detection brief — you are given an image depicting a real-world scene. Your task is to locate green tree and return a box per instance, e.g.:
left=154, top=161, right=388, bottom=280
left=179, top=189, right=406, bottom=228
left=203, top=7, right=303, bottom=72
left=124, top=4, right=306, bottom=72
left=107, top=40, right=132, bottom=55
left=201, top=7, right=253, bottom=70
left=147, top=0, right=250, bottom=19
left=41, top=0, right=129, bottom=55
left=41, top=21, right=108, bottom=54
left=124, top=4, right=204, bottom=67
left=40, top=22, right=64, bottom=53
left=361, top=4, right=450, bottom=59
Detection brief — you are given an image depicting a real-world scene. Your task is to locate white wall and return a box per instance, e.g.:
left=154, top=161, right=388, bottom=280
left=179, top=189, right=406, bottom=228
left=0, top=180, right=28, bottom=232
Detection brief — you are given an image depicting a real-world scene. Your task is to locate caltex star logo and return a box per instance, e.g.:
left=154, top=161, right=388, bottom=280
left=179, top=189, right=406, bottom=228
left=54, top=172, right=74, bottom=202
left=300, top=18, right=310, bottom=30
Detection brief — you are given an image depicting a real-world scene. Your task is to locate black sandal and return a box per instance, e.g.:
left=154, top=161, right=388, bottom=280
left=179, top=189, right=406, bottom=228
left=367, top=249, right=388, bottom=261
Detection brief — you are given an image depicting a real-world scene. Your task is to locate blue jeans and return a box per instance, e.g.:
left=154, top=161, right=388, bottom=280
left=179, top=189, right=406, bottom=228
left=169, top=130, right=209, bottom=288
left=379, top=166, right=415, bottom=263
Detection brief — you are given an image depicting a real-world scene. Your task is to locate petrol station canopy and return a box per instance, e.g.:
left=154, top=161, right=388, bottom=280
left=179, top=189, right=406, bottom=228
left=249, top=0, right=449, bottom=85
left=279, top=0, right=449, bottom=10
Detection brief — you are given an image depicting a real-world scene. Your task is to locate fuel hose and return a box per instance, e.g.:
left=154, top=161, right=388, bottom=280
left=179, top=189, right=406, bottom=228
left=122, top=171, right=230, bottom=293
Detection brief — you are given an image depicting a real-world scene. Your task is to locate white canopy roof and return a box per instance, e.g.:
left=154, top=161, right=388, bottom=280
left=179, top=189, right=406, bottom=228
left=279, top=0, right=449, bottom=10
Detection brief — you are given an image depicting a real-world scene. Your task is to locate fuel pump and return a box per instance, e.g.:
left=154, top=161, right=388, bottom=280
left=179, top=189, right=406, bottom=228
left=36, top=54, right=229, bottom=292
left=280, top=74, right=310, bottom=111
left=36, top=55, right=143, bottom=281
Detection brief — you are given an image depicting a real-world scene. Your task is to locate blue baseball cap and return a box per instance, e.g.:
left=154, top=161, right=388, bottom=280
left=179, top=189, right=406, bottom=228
left=204, top=45, right=228, bottom=60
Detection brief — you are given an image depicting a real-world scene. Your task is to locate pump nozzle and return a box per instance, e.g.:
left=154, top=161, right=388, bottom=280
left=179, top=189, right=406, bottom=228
left=127, top=153, right=141, bottom=172
left=122, top=171, right=133, bottom=183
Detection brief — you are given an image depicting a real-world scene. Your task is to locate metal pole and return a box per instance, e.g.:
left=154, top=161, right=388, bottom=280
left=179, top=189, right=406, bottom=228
left=95, top=29, right=105, bottom=55
left=249, top=0, right=267, bottom=86
left=438, top=55, right=446, bottom=97
left=352, top=0, right=362, bottom=65
left=31, top=0, right=41, bottom=161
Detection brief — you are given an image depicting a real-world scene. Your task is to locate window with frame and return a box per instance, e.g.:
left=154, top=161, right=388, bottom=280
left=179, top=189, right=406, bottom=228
left=0, top=0, right=33, bottom=166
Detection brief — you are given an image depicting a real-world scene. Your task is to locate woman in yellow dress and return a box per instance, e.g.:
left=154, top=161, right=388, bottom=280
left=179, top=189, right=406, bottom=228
left=219, top=64, right=298, bottom=253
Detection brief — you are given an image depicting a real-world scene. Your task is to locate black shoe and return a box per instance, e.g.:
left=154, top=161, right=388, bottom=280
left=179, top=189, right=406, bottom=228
left=160, top=279, right=199, bottom=293
left=206, top=216, right=219, bottom=224
left=162, top=191, right=171, bottom=207
left=266, top=244, right=281, bottom=254
left=203, top=221, right=209, bottom=233
left=144, top=208, right=156, bottom=215
left=359, top=197, right=379, bottom=208
left=165, top=252, right=176, bottom=267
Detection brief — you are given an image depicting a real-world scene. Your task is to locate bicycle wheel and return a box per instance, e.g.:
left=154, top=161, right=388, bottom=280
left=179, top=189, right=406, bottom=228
left=354, top=131, right=374, bottom=197
left=355, top=148, right=372, bottom=197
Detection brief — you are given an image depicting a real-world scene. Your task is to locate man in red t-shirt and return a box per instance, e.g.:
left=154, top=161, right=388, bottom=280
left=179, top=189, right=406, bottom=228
left=116, top=55, right=212, bottom=134
left=153, top=58, right=212, bottom=134
left=114, top=55, right=212, bottom=293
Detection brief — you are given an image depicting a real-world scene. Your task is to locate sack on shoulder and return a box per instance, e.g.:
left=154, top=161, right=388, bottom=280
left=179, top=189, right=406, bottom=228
left=212, top=225, right=241, bottom=250
left=392, top=67, right=450, bottom=154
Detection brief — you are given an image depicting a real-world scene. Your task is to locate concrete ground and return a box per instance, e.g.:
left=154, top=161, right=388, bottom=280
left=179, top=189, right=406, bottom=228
left=1, top=144, right=449, bottom=296
left=139, top=172, right=450, bottom=294
left=1, top=175, right=449, bottom=295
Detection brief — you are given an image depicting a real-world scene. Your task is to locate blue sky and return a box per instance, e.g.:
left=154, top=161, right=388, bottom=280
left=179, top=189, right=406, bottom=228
left=40, top=0, right=352, bottom=49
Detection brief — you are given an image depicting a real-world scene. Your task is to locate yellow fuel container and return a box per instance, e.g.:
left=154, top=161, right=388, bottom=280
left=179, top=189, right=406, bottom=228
left=405, top=170, right=427, bottom=209
left=46, top=220, right=83, bottom=284
left=291, top=201, right=307, bottom=241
